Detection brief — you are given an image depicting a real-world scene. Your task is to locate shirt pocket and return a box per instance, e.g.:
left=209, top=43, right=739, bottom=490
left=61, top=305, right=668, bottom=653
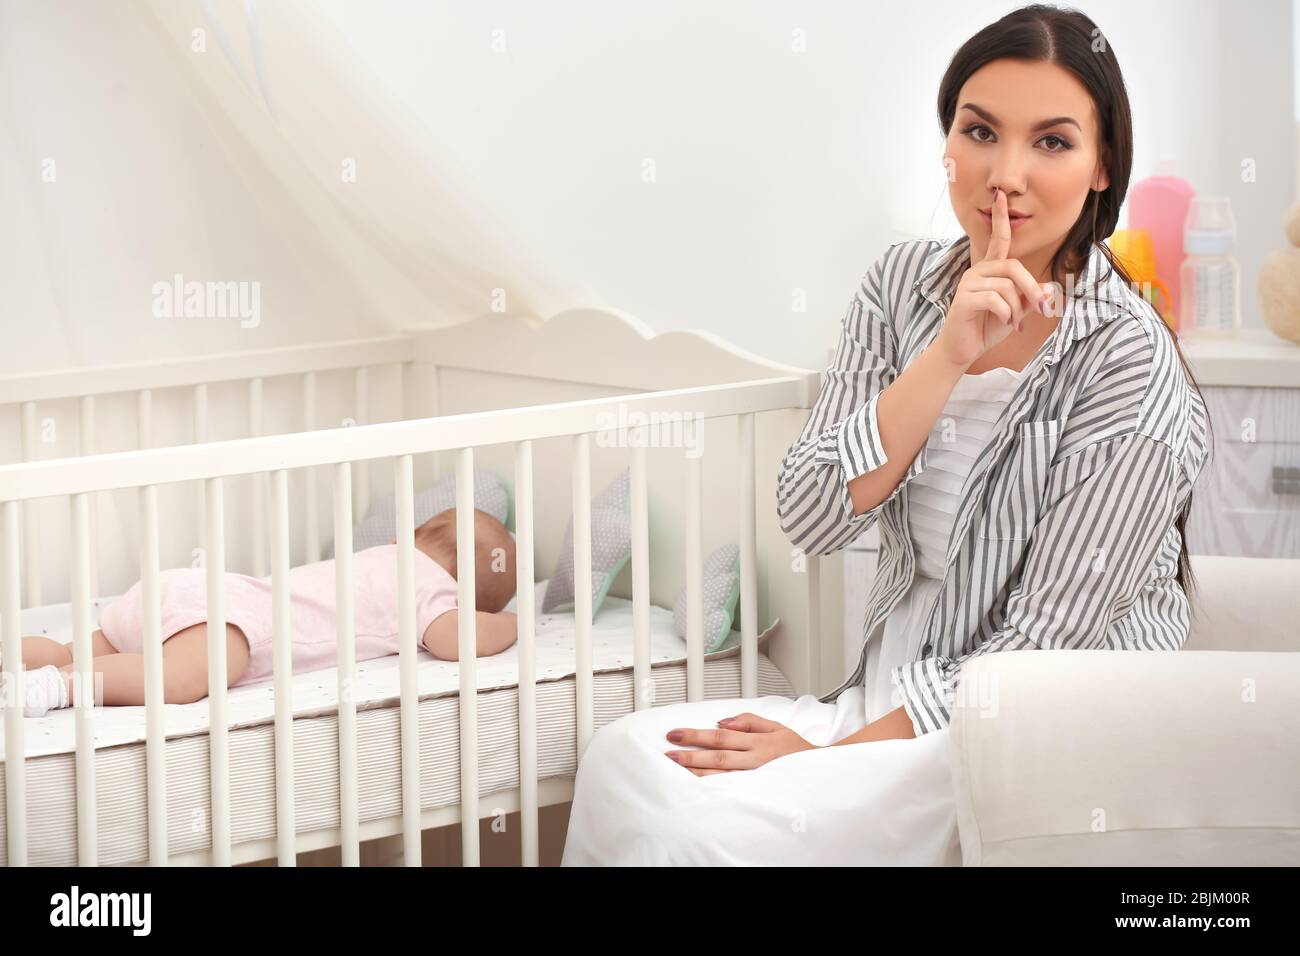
left=979, top=418, right=1062, bottom=543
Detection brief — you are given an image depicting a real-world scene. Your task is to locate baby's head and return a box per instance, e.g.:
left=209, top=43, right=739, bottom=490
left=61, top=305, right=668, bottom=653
left=414, top=508, right=517, bottom=613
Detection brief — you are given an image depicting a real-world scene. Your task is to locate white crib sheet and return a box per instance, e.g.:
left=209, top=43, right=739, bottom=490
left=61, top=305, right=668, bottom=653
left=6, top=580, right=780, bottom=760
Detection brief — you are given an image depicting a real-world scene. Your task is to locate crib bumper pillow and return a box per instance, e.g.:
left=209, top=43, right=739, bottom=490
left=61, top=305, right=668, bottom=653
left=672, top=543, right=741, bottom=653
left=542, top=468, right=631, bottom=617
left=337, top=469, right=511, bottom=557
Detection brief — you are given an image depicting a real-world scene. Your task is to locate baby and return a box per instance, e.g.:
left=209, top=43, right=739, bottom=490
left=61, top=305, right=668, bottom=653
left=10, top=508, right=518, bottom=717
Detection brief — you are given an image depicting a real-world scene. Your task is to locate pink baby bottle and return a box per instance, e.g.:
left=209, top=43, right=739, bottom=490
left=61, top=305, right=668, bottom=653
left=1128, top=154, right=1196, bottom=329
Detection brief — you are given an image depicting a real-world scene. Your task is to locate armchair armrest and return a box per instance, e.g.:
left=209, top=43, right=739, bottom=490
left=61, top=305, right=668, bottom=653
left=947, top=649, right=1300, bottom=865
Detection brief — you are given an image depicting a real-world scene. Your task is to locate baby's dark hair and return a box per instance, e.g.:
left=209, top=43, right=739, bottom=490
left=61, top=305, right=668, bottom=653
left=416, top=508, right=517, bottom=613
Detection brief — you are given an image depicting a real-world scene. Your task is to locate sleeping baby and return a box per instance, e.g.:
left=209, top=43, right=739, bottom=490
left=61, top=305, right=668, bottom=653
left=9, top=507, right=518, bottom=717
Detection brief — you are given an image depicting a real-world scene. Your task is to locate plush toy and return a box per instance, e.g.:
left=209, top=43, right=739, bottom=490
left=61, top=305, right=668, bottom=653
left=1259, top=201, right=1300, bottom=346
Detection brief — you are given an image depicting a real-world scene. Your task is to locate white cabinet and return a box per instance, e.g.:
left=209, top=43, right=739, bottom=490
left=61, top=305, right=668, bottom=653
left=1180, top=330, right=1300, bottom=559
left=1186, top=384, right=1300, bottom=558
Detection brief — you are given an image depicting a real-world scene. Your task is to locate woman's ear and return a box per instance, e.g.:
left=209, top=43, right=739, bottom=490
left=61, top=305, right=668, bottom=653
left=1093, top=148, right=1111, bottom=193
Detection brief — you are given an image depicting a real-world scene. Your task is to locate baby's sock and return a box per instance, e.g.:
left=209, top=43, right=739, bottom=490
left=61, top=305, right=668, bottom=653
left=21, top=665, right=70, bottom=718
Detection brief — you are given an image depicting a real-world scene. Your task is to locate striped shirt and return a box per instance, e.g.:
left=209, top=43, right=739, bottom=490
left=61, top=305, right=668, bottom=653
left=775, top=234, right=1210, bottom=736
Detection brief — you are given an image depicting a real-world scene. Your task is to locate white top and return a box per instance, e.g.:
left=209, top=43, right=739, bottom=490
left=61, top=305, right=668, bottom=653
left=861, top=365, right=1025, bottom=722
left=906, top=365, right=1026, bottom=579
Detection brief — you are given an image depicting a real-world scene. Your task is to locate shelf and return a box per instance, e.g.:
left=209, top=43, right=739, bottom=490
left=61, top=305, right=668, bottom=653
left=1177, top=328, right=1300, bottom=389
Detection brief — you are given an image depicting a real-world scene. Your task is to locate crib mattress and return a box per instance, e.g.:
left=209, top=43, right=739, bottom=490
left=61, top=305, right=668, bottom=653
left=2, top=582, right=793, bottom=866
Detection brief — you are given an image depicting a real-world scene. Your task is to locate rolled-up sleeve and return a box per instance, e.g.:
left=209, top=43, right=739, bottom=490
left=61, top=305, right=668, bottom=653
left=892, top=431, right=1182, bottom=736
left=776, top=246, right=929, bottom=556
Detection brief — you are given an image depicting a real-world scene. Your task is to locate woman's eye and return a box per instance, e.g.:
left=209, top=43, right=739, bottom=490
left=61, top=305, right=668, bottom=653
left=961, top=124, right=1073, bottom=152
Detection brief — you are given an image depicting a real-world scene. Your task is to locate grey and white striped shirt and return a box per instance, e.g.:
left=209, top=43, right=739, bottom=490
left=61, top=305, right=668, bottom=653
left=775, top=233, right=1210, bottom=736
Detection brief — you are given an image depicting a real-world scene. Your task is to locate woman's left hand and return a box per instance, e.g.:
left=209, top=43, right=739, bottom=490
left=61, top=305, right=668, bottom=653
left=664, top=713, right=820, bottom=776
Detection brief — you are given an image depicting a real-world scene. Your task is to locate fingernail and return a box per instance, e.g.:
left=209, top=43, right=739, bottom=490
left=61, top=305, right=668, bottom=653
left=717, top=717, right=732, bottom=725
left=664, top=751, right=679, bottom=761
left=667, top=730, right=683, bottom=741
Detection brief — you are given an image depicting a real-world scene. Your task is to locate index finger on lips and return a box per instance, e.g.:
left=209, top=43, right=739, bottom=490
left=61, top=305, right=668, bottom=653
left=979, top=186, right=1012, bottom=264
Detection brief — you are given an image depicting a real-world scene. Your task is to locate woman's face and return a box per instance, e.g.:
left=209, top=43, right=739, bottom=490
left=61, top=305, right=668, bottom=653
left=943, top=58, right=1110, bottom=281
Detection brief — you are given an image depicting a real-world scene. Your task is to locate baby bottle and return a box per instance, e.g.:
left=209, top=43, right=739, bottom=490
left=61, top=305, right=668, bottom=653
left=1179, top=196, right=1241, bottom=336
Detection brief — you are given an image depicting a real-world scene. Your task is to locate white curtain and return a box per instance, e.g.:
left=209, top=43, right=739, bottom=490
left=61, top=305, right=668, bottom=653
left=0, top=0, right=595, bottom=374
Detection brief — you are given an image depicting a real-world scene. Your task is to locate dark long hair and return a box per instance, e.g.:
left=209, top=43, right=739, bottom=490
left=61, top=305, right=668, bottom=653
left=935, top=3, right=1212, bottom=601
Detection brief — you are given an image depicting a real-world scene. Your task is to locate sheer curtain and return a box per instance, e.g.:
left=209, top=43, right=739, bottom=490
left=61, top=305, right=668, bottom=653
left=142, top=0, right=595, bottom=326
left=0, top=0, right=594, bottom=377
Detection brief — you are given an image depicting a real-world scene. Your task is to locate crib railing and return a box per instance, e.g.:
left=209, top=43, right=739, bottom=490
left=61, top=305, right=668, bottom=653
left=0, top=375, right=805, bottom=867
left=1, top=335, right=414, bottom=606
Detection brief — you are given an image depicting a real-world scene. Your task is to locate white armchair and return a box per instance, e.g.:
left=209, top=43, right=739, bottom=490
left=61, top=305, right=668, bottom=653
left=948, top=554, right=1300, bottom=865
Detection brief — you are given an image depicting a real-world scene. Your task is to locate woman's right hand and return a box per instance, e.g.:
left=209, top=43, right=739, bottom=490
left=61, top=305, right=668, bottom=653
left=933, top=187, right=1053, bottom=370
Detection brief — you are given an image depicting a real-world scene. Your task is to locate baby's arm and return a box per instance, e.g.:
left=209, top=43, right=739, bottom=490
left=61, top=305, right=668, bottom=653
left=421, top=609, right=519, bottom=661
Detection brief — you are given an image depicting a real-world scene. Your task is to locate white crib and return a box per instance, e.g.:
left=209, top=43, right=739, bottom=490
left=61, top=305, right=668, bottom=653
left=0, top=308, right=850, bottom=866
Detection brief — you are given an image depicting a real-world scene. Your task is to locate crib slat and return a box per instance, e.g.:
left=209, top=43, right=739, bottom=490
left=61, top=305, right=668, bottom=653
left=456, top=448, right=480, bottom=867
left=334, top=461, right=360, bottom=866
left=205, top=477, right=232, bottom=865
left=429, top=366, right=442, bottom=483
left=515, top=439, right=538, bottom=867
left=79, top=396, right=100, bottom=603
left=396, top=361, right=409, bottom=423
left=738, top=414, right=758, bottom=699
left=394, top=454, right=421, bottom=867
left=631, top=439, right=650, bottom=711
left=270, top=469, right=296, bottom=867
left=137, top=389, right=153, bottom=450
left=193, top=384, right=208, bottom=560
left=138, top=484, right=168, bottom=865
left=685, top=425, right=705, bottom=702
left=572, top=433, right=593, bottom=754
left=249, top=378, right=266, bottom=578
left=69, top=493, right=98, bottom=866
left=303, top=372, right=320, bottom=563
left=353, top=367, right=369, bottom=523
left=19, top=401, right=41, bottom=608
left=2, top=500, right=26, bottom=867
left=805, top=556, right=821, bottom=697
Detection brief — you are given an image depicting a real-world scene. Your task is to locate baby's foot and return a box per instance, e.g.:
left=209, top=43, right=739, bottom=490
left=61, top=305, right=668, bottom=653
left=18, top=665, right=69, bottom=717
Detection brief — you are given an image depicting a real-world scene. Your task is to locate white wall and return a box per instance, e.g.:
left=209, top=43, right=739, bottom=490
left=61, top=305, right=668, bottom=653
left=2, top=0, right=1290, bottom=377
left=0, top=0, right=382, bottom=374
left=315, top=0, right=1288, bottom=365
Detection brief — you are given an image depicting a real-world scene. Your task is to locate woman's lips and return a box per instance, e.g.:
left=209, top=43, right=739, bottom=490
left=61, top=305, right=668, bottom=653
left=980, top=210, right=1032, bottom=230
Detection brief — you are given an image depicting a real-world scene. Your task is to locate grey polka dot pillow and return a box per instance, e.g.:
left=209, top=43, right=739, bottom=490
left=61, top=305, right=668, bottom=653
left=335, top=469, right=510, bottom=557
left=542, top=468, right=631, bottom=617
left=673, top=543, right=741, bottom=652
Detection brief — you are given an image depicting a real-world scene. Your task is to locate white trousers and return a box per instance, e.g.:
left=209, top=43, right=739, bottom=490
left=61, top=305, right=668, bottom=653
left=561, top=578, right=960, bottom=866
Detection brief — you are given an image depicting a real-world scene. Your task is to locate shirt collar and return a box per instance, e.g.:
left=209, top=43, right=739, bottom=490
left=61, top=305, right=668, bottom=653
left=911, top=234, right=1132, bottom=365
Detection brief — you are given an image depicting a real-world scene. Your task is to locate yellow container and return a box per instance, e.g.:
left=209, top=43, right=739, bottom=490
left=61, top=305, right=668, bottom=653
left=1108, top=228, right=1174, bottom=330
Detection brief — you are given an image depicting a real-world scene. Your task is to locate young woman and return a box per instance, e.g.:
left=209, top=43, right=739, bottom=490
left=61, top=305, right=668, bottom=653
left=561, top=4, right=1211, bottom=865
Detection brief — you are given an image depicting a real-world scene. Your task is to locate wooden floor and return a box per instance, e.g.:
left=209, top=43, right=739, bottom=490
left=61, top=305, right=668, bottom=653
left=238, top=801, right=574, bottom=867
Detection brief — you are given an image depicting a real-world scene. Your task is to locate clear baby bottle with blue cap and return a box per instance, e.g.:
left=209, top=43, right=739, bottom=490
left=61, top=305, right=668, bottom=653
left=1179, top=196, right=1241, bottom=335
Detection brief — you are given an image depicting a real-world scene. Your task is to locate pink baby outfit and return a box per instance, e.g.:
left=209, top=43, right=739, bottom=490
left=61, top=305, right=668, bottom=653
left=98, top=544, right=460, bottom=688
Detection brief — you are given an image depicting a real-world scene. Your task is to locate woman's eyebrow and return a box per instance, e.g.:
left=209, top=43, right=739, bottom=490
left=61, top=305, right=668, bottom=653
left=959, top=102, right=1081, bottom=133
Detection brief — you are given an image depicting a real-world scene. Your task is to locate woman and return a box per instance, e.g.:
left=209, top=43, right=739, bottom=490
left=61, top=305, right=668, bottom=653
left=561, top=3, right=1210, bottom=866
